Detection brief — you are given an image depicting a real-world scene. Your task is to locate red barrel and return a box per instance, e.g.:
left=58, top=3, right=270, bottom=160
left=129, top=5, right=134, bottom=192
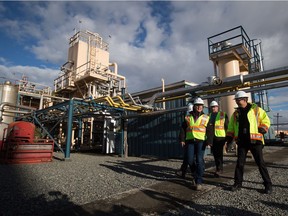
left=7, top=121, right=35, bottom=143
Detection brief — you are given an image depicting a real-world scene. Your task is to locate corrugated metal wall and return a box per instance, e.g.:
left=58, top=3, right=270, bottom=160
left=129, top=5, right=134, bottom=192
left=126, top=95, right=212, bottom=158
left=126, top=81, right=214, bottom=159
left=127, top=96, right=187, bottom=158
left=127, top=110, right=186, bottom=158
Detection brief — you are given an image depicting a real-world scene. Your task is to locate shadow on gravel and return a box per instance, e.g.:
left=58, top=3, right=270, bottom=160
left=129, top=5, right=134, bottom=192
left=99, top=158, right=180, bottom=180
left=175, top=202, right=262, bottom=216
left=52, top=202, right=143, bottom=216
left=51, top=179, right=195, bottom=216
left=260, top=200, right=288, bottom=212
left=0, top=164, right=81, bottom=216
left=0, top=162, right=100, bottom=216
left=99, top=157, right=217, bottom=182
left=0, top=162, right=142, bottom=216
left=265, top=162, right=288, bottom=169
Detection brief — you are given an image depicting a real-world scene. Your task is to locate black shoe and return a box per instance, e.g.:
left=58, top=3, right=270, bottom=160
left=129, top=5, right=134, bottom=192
left=176, top=170, right=186, bottom=179
left=230, top=184, right=242, bottom=192
left=214, top=170, right=223, bottom=178
left=264, top=186, right=272, bottom=194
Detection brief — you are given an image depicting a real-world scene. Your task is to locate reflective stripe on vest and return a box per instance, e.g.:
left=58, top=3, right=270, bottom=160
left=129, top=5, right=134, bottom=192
left=185, top=114, right=209, bottom=140
left=229, top=104, right=265, bottom=143
left=214, top=111, right=226, bottom=137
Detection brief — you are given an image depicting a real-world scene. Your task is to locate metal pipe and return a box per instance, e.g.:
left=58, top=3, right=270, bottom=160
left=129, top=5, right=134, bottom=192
left=200, top=81, right=288, bottom=101
left=147, top=65, right=288, bottom=106
left=147, top=74, right=244, bottom=106
left=19, top=91, right=70, bottom=101
left=108, top=62, right=126, bottom=88
left=125, top=80, right=288, bottom=119
left=105, top=71, right=126, bottom=88
left=39, top=94, right=43, bottom=109
left=243, top=66, right=288, bottom=82
left=0, top=102, right=36, bottom=122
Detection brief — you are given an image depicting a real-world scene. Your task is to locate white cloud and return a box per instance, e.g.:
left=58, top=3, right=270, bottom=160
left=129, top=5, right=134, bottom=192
left=0, top=57, right=7, bottom=64
left=0, top=1, right=288, bottom=101
left=0, top=65, right=58, bottom=88
left=269, top=88, right=288, bottom=110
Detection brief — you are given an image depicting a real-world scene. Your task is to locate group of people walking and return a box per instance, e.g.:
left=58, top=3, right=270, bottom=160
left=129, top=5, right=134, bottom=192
left=178, top=90, right=272, bottom=194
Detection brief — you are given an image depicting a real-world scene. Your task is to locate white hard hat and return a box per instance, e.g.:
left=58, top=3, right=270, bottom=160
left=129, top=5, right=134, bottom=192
left=234, top=90, right=249, bottom=99
left=193, top=97, right=204, bottom=105
left=187, top=103, right=193, bottom=112
left=210, top=101, right=219, bottom=107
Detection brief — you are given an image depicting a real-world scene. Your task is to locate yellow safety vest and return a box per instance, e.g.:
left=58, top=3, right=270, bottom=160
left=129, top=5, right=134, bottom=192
left=211, top=111, right=226, bottom=137
left=226, top=103, right=270, bottom=144
left=185, top=114, right=209, bottom=141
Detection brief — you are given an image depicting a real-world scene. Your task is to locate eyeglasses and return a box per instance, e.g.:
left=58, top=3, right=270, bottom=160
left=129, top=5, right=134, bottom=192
left=235, top=98, right=245, bottom=102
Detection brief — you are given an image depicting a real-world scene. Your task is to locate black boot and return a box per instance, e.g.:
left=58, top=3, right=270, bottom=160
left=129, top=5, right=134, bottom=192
left=264, top=185, right=272, bottom=194
left=176, top=170, right=186, bottom=179
left=230, top=183, right=242, bottom=192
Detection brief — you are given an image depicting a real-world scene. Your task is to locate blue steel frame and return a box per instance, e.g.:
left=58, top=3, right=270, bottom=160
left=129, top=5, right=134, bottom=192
left=16, top=99, right=124, bottom=160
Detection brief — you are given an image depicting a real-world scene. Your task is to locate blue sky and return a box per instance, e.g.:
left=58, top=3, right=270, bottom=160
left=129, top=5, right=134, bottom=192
left=1, top=1, right=288, bottom=130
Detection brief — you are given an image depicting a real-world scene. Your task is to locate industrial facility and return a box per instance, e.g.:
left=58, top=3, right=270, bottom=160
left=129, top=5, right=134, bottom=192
left=1, top=26, right=288, bottom=163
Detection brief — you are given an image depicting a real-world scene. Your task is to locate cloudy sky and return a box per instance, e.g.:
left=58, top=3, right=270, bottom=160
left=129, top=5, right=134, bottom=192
left=1, top=1, right=288, bottom=130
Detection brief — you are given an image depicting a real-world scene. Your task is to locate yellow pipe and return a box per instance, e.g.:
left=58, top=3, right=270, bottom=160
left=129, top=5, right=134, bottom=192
left=103, top=97, right=114, bottom=107
left=155, top=94, right=188, bottom=103
left=114, top=96, right=130, bottom=107
left=106, top=96, right=143, bottom=111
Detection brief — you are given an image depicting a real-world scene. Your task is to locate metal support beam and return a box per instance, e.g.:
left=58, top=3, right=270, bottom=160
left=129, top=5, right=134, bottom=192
left=32, top=113, right=64, bottom=155
left=65, top=99, right=74, bottom=159
left=77, top=118, right=82, bottom=151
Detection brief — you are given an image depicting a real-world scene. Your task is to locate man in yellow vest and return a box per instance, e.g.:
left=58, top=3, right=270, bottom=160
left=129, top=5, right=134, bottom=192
left=206, top=100, right=229, bottom=177
left=226, top=90, right=272, bottom=194
left=179, top=97, right=210, bottom=191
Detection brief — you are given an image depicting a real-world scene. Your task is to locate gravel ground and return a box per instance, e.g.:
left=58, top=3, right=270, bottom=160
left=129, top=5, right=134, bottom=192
left=0, top=151, right=183, bottom=216
left=164, top=147, right=288, bottom=216
left=0, top=146, right=287, bottom=216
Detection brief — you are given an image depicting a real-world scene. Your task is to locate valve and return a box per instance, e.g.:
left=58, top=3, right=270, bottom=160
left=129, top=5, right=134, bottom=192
left=207, top=76, right=222, bottom=85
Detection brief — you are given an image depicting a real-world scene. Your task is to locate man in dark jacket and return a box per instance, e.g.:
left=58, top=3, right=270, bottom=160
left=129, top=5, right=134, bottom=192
left=226, top=91, right=272, bottom=194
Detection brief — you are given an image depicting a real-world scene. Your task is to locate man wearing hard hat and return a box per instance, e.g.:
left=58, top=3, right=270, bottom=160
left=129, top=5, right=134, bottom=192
left=226, top=90, right=272, bottom=194
left=179, top=97, right=210, bottom=191
left=206, top=100, right=229, bottom=177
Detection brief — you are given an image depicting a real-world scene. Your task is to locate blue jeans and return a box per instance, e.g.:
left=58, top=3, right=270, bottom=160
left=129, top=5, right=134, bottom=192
left=181, top=144, right=197, bottom=175
left=187, top=141, right=206, bottom=184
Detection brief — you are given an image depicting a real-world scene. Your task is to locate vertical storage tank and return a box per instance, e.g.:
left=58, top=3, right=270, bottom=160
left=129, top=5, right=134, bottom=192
left=208, top=26, right=253, bottom=118
left=0, top=81, right=18, bottom=148
left=218, top=58, right=241, bottom=117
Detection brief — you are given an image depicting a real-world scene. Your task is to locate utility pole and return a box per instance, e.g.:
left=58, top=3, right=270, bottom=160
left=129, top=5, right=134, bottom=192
left=274, top=113, right=282, bottom=135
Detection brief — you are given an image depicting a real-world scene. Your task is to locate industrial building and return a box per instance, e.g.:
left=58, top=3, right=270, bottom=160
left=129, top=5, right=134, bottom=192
left=1, top=26, right=287, bottom=163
